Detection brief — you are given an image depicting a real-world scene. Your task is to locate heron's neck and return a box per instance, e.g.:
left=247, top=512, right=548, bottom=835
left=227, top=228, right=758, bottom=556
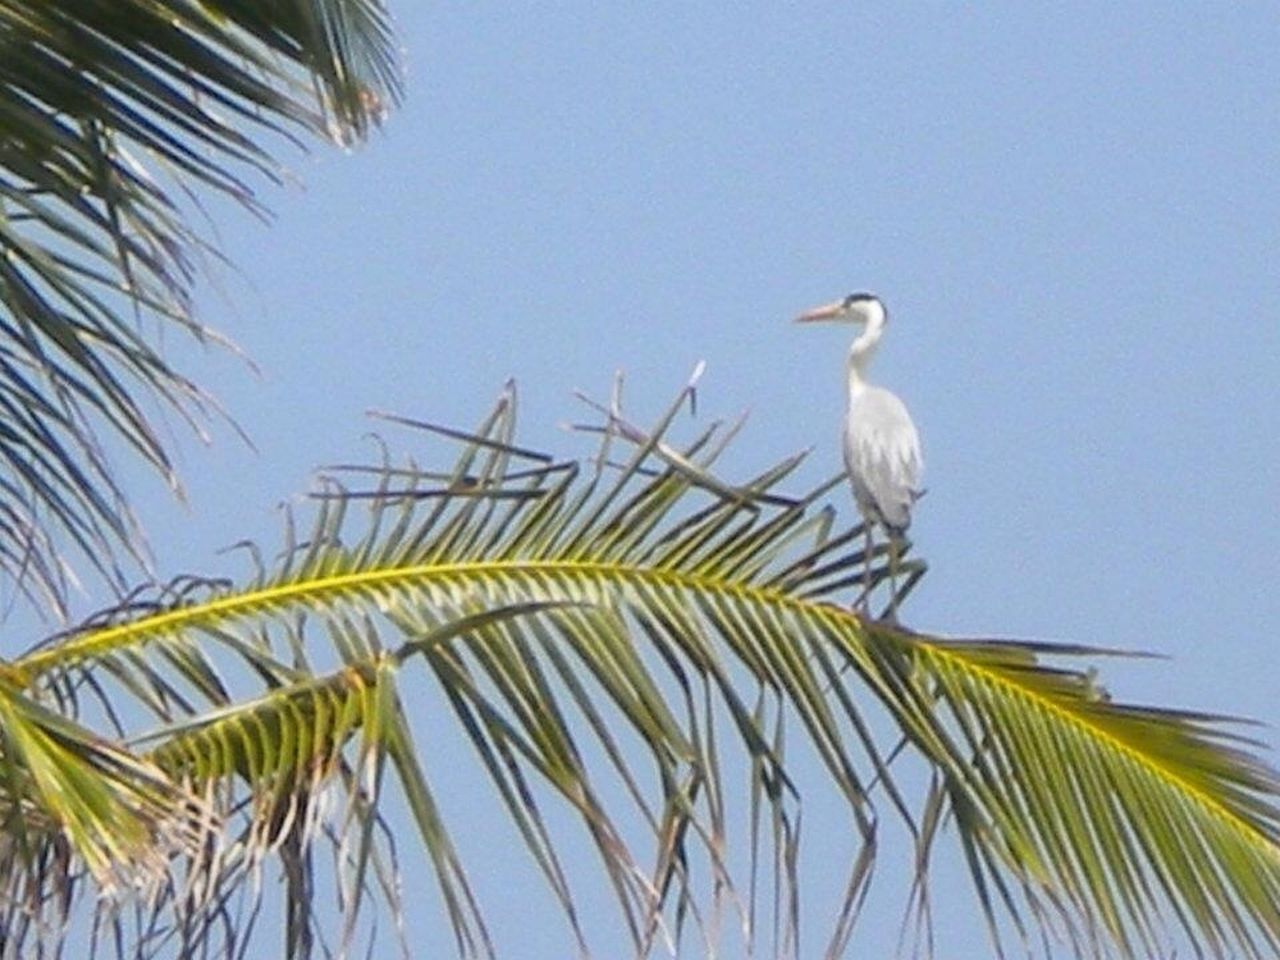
left=846, top=323, right=882, bottom=397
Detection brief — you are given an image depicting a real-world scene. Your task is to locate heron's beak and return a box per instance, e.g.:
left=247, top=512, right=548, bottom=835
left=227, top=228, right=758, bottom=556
left=793, top=301, right=846, bottom=324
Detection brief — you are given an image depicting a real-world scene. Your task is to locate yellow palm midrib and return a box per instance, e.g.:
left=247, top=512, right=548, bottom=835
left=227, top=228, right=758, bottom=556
left=13, top=556, right=1277, bottom=869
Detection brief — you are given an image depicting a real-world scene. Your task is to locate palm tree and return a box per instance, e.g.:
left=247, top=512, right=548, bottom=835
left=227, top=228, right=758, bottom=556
left=1, top=4, right=1278, bottom=959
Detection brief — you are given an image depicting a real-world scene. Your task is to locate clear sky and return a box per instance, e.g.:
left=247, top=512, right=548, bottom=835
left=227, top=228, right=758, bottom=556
left=87, top=5, right=1280, bottom=957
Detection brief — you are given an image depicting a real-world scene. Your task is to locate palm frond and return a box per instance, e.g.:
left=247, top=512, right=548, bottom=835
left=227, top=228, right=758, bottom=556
left=910, top=635, right=1280, bottom=957
left=0, top=0, right=402, bottom=613
left=0, top=669, right=209, bottom=941
left=11, top=375, right=1280, bottom=958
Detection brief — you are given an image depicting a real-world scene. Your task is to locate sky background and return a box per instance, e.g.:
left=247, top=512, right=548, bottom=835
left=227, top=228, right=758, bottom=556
left=59, top=5, right=1280, bottom=957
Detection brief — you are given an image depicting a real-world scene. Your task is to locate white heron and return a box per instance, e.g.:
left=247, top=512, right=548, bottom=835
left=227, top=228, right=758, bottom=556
left=795, top=292, right=923, bottom=617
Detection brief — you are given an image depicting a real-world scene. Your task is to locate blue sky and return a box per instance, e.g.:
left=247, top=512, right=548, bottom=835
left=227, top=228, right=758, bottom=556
left=91, top=5, right=1280, bottom=957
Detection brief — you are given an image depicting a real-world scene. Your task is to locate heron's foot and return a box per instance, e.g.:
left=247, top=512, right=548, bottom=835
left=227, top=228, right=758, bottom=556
left=874, top=605, right=902, bottom=626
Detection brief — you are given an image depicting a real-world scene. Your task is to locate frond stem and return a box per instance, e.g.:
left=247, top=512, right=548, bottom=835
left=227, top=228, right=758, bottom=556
left=15, top=559, right=1277, bottom=868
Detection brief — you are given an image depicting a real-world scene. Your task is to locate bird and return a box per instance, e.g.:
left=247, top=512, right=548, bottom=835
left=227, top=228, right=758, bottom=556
left=795, top=292, right=923, bottom=617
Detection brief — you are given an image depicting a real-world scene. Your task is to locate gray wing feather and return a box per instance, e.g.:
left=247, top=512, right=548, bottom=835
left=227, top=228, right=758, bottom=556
left=843, top=386, right=923, bottom=531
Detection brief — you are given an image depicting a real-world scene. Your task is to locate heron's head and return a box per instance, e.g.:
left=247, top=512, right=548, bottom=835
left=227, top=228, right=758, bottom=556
left=794, top=292, right=886, bottom=328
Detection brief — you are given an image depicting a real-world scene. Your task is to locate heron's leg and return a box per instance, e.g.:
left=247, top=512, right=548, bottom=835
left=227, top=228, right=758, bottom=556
left=886, top=558, right=927, bottom=614
left=859, top=524, right=873, bottom=613
left=885, top=534, right=901, bottom=623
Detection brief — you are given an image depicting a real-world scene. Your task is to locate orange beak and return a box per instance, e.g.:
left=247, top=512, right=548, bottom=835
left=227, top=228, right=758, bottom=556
left=793, top=300, right=846, bottom=323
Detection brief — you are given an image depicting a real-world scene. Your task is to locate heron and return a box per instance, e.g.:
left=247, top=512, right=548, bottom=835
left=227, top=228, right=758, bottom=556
left=795, top=292, right=923, bottom=618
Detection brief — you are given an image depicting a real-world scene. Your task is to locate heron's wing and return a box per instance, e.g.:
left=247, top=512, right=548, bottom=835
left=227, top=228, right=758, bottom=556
left=844, top=387, right=923, bottom=530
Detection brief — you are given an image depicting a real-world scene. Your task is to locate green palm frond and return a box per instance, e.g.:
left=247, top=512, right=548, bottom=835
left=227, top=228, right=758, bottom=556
left=130, top=605, right=574, bottom=960
left=911, top=636, right=1280, bottom=957
left=0, top=669, right=208, bottom=918
left=0, top=1, right=401, bottom=612
left=10, top=376, right=1280, bottom=958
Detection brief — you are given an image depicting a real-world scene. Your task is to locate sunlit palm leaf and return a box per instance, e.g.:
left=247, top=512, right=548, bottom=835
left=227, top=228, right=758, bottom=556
left=12, top=377, right=1280, bottom=958
left=0, top=0, right=401, bottom=612
left=0, top=671, right=208, bottom=917
left=910, top=636, right=1280, bottom=957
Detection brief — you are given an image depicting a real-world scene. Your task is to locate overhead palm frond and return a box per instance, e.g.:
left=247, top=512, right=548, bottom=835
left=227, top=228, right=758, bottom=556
left=0, top=0, right=402, bottom=614
left=7, top=373, right=1279, bottom=959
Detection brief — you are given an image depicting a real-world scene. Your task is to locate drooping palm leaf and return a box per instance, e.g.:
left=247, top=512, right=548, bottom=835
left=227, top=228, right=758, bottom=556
left=910, top=635, right=1280, bottom=957
left=0, top=667, right=211, bottom=956
left=9, top=375, right=1280, bottom=958
left=0, top=0, right=401, bottom=612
